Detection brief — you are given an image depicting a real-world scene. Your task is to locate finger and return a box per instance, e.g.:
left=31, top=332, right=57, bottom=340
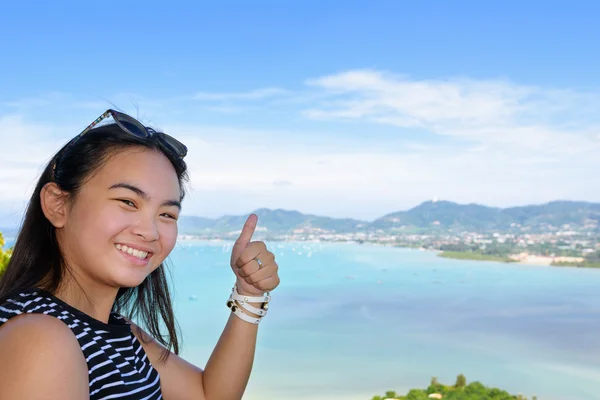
left=236, top=242, right=271, bottom=269
left=233, top=214, right=258, bottom=252
left=243, top=263, right=279, bottom=284
left=237, top=258, right=261, bottom=278
left=248, top=275, right=281, bottom=292
left=237, top=250, right=274, bottom=277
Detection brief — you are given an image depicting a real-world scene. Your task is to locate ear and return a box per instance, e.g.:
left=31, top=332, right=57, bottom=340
left=40, top=182, right=70, bottom=228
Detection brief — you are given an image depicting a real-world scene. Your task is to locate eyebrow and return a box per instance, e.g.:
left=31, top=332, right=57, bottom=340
left=109, top=182, right=181, bottom=210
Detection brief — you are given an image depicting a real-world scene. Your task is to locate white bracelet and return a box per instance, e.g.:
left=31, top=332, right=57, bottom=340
left=237, top=300, right=268, bottom=317
left=231, top=285, right=271, bottom=303
left=226, top=297, right=268, bottom=318
left=233, top=305, right=262, bottom=324
left=226, top=285, right=271, bottom=324
left=227, top=300, right=262, bottom=324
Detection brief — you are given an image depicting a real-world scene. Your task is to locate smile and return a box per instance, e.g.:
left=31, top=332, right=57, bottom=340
left=115, top=244, right=150, bottom=260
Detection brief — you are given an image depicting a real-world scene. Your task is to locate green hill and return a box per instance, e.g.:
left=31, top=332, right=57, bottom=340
left=371, top=200, right=600, bottom=233
left=372, top=374, right=537, bottom=400
left=178, top=208, right=368, bottom=234
left=371, top=201, right=506, bottom=231
left=177, top=200, right=600, bottom=235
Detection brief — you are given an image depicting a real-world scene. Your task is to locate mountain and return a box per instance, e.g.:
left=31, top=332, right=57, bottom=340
left=371, top=201, right=506, bottom=231
left=371, top=200, right=600, bottom=232
left=178, top=200, right=600, bottom=235
left=502, top=201, right=600, bottom=229
left=178, top=208, right=368, bottom=234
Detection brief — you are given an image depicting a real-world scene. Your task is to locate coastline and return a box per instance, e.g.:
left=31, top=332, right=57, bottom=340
left=174, top=235, right=600, bottom=269
left=438, top=250, right=600, bottom=268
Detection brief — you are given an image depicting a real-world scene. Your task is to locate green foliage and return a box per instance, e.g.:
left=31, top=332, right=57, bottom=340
left=427, top=376, right=445, bottom=394
left=455, top=373, right=467, bottom=388
left=439, top=251, right=514, bottom=263
left=0, top=232, right=12, bottom=277
left=404, top=389, right=429, bottom=400
left=552, top=258, right=600, bottom=268
left=370, top=375, right=534, bottom=400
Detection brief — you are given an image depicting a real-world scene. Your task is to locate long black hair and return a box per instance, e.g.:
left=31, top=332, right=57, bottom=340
left=0, top=123, right=188, bottom=359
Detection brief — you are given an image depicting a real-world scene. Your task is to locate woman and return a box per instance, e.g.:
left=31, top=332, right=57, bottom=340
left=0, top=109, right=280, bottom=399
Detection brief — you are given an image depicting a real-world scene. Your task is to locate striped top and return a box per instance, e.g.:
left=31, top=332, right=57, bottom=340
left=0, top=288, right=162, bottom=399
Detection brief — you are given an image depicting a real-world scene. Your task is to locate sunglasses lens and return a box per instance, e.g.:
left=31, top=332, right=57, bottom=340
left=158, top=133, right=188, bottom=158
left=113, top=112, right=149, bottom=138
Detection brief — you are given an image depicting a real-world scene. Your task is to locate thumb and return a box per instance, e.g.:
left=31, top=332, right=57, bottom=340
left=233, top=213, right=258, bottom=251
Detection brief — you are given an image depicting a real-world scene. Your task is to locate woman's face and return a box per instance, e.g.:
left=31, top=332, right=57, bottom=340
left=58, top=148, right=181, bottom=289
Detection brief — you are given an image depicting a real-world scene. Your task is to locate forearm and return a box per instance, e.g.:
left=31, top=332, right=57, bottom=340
left=201, top=306, right=260, bottom=400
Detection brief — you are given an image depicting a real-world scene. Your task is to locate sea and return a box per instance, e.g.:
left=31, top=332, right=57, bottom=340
left=167, top=240, right=600, bottom=400
left=4, top=237, right=599, bottom=399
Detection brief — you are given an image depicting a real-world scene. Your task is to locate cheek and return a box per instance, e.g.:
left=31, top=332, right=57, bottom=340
left=97, top=209, right=134, bottom=238
left=73, top=205, right=133, bottom=244
left=159, top=223, right=178, bottom=254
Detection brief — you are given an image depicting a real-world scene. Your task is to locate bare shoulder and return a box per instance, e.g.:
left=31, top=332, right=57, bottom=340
left=0, top=313, right=89, bottom=399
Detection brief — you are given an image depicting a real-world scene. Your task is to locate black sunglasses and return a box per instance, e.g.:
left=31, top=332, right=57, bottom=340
left=70, top=109, right=187, bottom=158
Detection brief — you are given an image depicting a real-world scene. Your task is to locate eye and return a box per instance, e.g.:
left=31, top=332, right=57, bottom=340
left=161, top=213, right=178, bottom=220
left=119, top=199, right=136, bottom=208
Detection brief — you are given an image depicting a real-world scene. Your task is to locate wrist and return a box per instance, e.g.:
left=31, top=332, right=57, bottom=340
left=235, top=280, right=266, bottom=297
left=227, top=283, right=271, bottom=324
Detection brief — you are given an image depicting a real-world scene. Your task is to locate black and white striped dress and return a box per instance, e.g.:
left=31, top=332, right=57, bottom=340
left=0, top=288, right=162, bottom=399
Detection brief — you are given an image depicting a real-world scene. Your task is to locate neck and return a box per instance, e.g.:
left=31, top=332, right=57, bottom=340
left=53, top=273, right=119, bottom=324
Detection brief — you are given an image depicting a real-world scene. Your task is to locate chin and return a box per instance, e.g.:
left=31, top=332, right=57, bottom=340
left=109, top=269, right=154, bottom=289
left=107, top=254, right=158, bottom=288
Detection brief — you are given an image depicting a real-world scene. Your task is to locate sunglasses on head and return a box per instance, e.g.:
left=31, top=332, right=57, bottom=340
left=57, top=109, right=188, bottom=165
left=52, top=109, right=188, bottom=178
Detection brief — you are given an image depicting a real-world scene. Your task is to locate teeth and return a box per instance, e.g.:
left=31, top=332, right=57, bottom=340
left=115, top=244, right=149, bottom=260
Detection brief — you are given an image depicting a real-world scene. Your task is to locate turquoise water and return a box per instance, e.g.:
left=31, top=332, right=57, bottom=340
left=167, top=240, right=600, bottom=400
left=5, top=237, right=597, bottom=399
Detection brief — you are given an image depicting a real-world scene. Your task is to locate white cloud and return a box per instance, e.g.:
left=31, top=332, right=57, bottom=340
left=2, top=71, right=599, bottom=222
left=0, top=114, right=69, bottom=225
left=303, top=69, right=600, bottom=157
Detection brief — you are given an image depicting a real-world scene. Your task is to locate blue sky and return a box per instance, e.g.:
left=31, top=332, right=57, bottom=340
left=1, top=1, right=599, bottom=224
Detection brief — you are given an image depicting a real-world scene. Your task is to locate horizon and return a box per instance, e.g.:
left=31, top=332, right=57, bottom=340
left=1, top=2, right=599, bottom=227
left=1, top=197, right=597, bottom=229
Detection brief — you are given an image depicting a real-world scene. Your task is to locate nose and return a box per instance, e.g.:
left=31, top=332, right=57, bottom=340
left=132, top=216, right=159, bottom=242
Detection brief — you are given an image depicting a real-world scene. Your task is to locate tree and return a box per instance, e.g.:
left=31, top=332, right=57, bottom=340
left=384, top=391, right=397, bottom=399
left=0, top=232, right=12, bottom=277
left=464, top=381, right=487, bottom=395
left=405, top=389, right=429, bottom=400
left=455, top=373, right=467, bottom=388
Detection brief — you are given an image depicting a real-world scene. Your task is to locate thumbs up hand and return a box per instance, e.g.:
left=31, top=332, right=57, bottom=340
left=230, top=214, right=280, bottom=296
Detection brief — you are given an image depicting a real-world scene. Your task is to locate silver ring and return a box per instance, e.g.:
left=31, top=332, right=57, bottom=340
left=255, top=257, right=264, bottom=269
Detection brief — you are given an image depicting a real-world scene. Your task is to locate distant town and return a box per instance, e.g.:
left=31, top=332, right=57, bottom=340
left=177, top=200, right=600, bottom=268
left=179, top=223, right=600, bottom=267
